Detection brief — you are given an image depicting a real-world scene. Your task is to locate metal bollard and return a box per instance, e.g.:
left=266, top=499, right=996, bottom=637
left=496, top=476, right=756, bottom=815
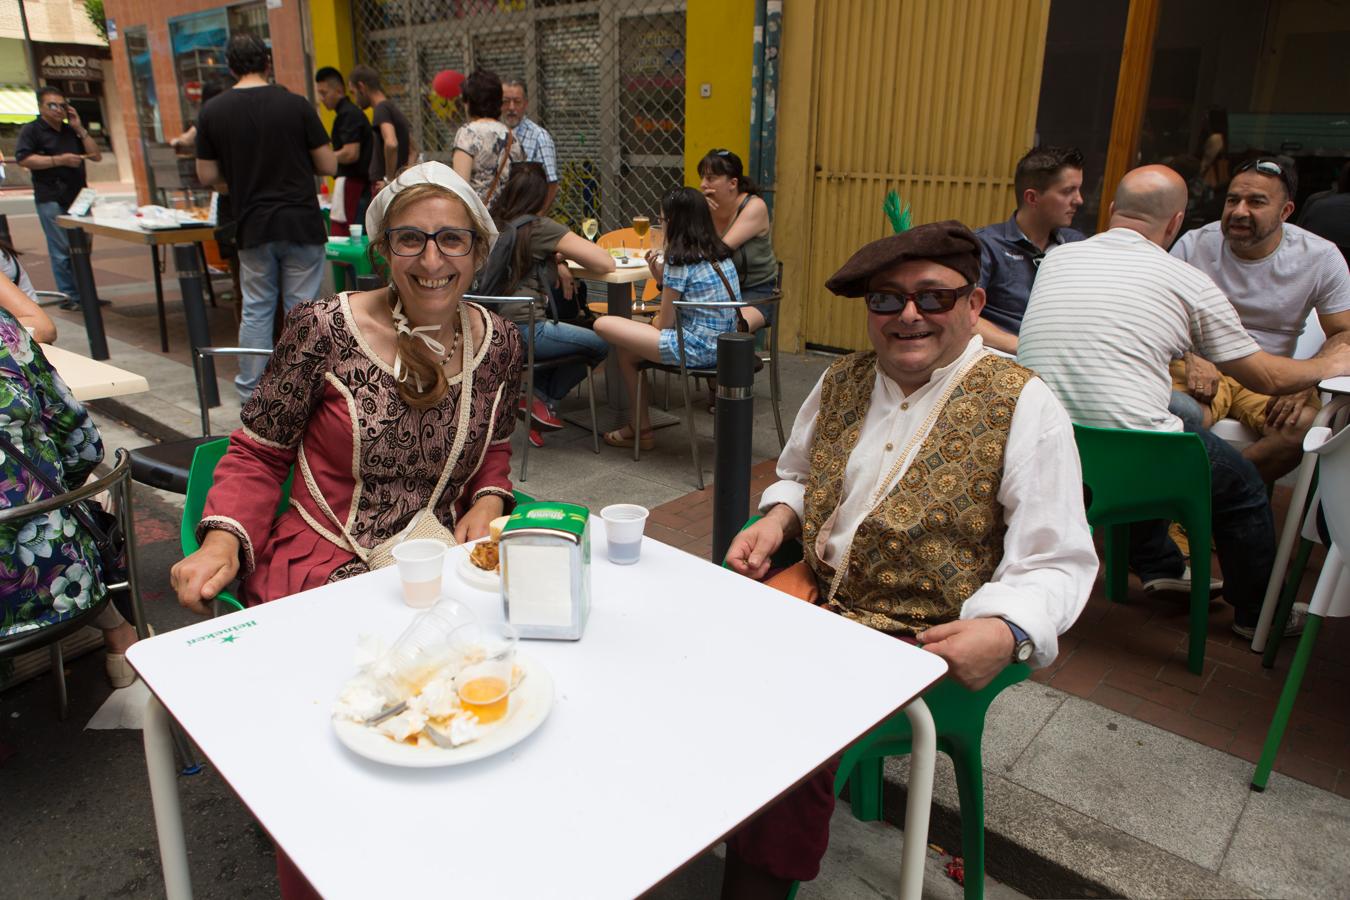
left=67, top=227, right=110, bottom=359
left=172, top=244, right=219, bottom=408
left=711, top=332, right=757, bottom=565
left=0, top=213, right=11, bottom=245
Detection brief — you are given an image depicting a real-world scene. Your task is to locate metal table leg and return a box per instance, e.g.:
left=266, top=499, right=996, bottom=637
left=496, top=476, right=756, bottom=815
left=151, top=246, right=169, bottom=353
left=603, top=280, right=631, bottom=411
left=197, top=242, right=218, bottom=307
left=144, top=695, right=193, bottom=900
left=899, top=698, right=936, bottom=900
left=173, top=245, right=219, bottom=408
left=65, top=226, right=109, bottom=360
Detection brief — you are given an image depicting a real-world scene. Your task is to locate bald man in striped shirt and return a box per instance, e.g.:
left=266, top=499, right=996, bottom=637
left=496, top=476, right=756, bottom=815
left=1018, top=165, right=1350, bottom=639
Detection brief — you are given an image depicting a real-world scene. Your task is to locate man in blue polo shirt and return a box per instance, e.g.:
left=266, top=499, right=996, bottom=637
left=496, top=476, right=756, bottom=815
left=975, top=146, right=1086, bottom=352
left=15, top=86, right=102, bottom=310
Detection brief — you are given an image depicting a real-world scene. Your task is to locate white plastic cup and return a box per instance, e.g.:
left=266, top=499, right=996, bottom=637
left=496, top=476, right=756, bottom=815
left=391, top=538, right=448, bottom=608
left=349, top=224, right=364, bottom=241
left=600, top=504, right=649, bottom=565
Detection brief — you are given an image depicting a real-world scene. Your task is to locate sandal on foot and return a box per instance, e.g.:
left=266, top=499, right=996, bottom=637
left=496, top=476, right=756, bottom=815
left=603, top=427, right=655, bottom=450
left=105, top=624, right=155, bottom=689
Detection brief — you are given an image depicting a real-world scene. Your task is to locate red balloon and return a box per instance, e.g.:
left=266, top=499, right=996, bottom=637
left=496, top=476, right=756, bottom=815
left=433, top=69, right=465, bottom=100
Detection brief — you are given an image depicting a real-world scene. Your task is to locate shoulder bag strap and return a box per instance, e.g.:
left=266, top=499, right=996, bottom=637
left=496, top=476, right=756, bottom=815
left=709, top=260, right=747, bottom=332
left=483, top=130, right=515, bottom=206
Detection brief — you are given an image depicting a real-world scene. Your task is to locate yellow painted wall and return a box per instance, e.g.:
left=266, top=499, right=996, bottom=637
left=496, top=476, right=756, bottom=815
left=307, top=0, right=356, bottom=133
left=684, top=0, right=756, bottom=187
left=776, top=0, right=1051, bottom=352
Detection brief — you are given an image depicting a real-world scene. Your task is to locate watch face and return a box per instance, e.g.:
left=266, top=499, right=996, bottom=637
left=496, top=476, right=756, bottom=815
left=1015, top=641, right=1034, bottom=662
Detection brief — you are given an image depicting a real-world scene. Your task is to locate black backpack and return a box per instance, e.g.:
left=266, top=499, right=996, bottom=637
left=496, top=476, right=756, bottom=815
left=474, top=215, right=591, bottom=324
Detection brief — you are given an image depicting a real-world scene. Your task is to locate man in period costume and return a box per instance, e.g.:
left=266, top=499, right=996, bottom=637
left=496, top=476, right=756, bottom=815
left=721, top=220, right=1097, bottom=898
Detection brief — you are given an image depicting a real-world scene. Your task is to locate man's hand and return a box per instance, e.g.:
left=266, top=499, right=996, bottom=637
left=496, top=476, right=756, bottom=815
left=56, top=153, right=84, bottom=168
left=455, top=494, right=505, bottom=544
left=1264, top=389, right=1314, bottom=431
left=917, top=618, right=1016, bottom=690
left=66, top=105, right=82, bottom=129
left=170, top=531, right=242, bottom=615
left=1184, top=354, right=1222, bottom=404
left=725, top=508, right=795, bottom=580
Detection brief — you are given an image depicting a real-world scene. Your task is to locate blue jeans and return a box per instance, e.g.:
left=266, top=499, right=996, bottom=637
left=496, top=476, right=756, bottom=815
left=35, top=200, right=79, bottom=302
left=235, top=241, right=326, bottom=402
left=1168, top=390, right=1206, bottom=433
left=1129, top=425, right=1275, bottom=626
left=516, top=320, right=608, bottom=403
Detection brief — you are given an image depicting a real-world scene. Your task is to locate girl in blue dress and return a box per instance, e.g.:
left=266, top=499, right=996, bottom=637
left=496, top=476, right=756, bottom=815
left=594, top=186, right=740, bottom=450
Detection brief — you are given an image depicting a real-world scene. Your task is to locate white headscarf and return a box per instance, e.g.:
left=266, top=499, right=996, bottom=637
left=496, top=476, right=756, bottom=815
left=363, top=160, right=499, bottom=249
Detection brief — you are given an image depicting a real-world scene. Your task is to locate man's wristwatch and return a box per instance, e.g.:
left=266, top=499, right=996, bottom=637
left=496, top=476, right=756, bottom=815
left=1001, top=617, right=1034, bottom=663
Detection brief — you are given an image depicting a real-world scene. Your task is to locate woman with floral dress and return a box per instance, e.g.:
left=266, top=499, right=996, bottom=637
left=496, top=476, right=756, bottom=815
left=0, top=299, right=140, bottom=687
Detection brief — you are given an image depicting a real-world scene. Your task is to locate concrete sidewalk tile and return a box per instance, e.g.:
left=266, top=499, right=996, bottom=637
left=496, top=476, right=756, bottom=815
left=981, top=681, right=1065, bottom=772
left=1221, top=771, right=1350, bottom=899
left=1009, top=696, right=1250, bottom=869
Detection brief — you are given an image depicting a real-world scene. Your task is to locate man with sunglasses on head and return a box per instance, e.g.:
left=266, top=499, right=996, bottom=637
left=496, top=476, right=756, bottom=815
left=15, top=86, right=102, bottom=311
left=973, top=145, right=1086, bottom=354
left=721, top=222, right=1096, bottom=898
left=1169, top=156, right=1350, bottom=481
left=1020, top=165, right=1350, bottom=639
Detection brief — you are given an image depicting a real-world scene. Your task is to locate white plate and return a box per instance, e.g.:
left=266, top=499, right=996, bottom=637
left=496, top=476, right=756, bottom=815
left=333, top=654, right=554, bottom=768
left=615, top=258, right=646, bottom=268
left=456, top=551, right=500, bottom=592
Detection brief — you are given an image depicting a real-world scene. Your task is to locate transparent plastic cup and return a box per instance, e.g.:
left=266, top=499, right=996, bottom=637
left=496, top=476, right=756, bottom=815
left=451, top=622, right=519, bottom=724
left=382, top=599, right=478, bottom=696
left=392, top=538, right=448, bottom=608
left=600, top=503, right=649, bottom=565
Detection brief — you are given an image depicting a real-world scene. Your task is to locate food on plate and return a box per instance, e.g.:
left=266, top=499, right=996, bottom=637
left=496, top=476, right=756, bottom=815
left=468, top=516, right=510, bottom=572
left=332, top=632, right=525, bottom=750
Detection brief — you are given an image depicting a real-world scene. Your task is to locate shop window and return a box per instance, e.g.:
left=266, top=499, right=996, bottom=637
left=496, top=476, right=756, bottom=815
left=168, top=2, right=271, bottom=128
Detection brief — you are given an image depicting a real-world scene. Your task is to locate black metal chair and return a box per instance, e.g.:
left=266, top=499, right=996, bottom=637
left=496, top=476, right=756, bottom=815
left=634, top=295, right=784, bottom=490
left=127, top=347, right=273, bottom=494
left=463, top=294, right=601, bottom=482
left=0, top=450, right=148, bottom=719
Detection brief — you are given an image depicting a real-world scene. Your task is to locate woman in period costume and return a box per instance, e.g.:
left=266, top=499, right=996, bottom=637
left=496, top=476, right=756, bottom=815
left=171, top=162, right=523, bottom=610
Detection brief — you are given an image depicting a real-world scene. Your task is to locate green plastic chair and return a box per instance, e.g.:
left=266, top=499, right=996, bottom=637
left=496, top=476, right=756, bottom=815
left=181, top=438, right=534, bottom=612
left=1073, top=424, right=1213, bottom=675
left=727, top=518, right=1028, bottom=900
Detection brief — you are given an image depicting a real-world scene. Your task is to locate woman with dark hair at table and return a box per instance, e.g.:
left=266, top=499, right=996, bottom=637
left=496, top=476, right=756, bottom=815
left=489, top=162, right=614, bottom=447
left=695, top=148, right=779, bottom=332
left=0, top=262, right=55, bottom=342
left=451, top=69, right=524, bottom=205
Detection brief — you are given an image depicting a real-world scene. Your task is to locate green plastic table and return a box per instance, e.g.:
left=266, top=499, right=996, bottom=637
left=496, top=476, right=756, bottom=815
left=326, top=236, right=377, bottom=291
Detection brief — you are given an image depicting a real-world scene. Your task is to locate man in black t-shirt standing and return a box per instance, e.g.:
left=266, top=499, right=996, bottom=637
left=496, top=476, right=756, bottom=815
left=196, top=34, right=336, bottom=402
left=350, top=64, right=414, bottom=193
left=315, top=67, right=374, bottom=238
left=15, top=86, right=103, bottom=310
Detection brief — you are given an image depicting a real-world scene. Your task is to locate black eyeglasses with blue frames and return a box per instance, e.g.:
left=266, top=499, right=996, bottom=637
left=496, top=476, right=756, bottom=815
left=864, top=283, right=975, bottom=315
left=385, top=226, right=476, bottom=258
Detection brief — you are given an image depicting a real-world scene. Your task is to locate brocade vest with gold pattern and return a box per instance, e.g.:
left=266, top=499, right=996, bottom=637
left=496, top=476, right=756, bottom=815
left=801, top=351, right=1033, bottom=636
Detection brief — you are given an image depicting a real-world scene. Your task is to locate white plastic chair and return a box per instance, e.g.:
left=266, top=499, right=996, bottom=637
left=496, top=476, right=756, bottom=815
left=1250, top=412, right=1350, bottom=790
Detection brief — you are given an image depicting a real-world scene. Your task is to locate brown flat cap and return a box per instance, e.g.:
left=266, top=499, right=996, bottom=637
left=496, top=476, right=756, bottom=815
left=824, top=220, right=982, bottom=297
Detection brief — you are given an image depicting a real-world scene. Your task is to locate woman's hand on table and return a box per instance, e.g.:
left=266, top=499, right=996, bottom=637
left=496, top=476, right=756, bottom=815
left=455, top=494, right=506, bottom=544
left=170, top=530, right=242, bottom=615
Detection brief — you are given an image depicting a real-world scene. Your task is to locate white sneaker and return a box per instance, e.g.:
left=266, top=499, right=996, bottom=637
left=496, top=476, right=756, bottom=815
left=1232, top=603, right=1308, bottom=641
left=1140, top=566, right=1223, bottom=596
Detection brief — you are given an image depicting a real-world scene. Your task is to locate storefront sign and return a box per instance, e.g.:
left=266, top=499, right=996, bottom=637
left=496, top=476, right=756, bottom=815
left=40, top=54, right=103, bottom=81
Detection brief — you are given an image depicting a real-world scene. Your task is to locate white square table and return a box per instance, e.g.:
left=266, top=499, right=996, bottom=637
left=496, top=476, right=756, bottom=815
left=130, top=523, right=947, bottom=899
left=40, top=343, right=149, bottom=402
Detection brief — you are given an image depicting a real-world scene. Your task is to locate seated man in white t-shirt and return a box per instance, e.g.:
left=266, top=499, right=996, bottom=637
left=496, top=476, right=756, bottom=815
left=1019, top=165, right=1350, bottom=639
left=1170, top=157, right=1350, bottom=480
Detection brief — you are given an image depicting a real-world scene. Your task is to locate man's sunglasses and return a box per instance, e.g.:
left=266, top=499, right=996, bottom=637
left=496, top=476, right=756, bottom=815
left=386, top=226, right=475, bottom=257
left=1234, top=158, right=1295, bottom=197
left=864, top=283, right=975, bottom=315
left=43, top=102, right=67, bottom=111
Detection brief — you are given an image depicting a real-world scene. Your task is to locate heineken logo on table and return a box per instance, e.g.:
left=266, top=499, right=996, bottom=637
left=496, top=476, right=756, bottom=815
left=186, top=620, right=258, bottom=646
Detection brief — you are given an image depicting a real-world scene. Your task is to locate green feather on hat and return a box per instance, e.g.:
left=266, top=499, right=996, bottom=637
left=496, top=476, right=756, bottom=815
left=884, top=190, right=912, bottom=234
